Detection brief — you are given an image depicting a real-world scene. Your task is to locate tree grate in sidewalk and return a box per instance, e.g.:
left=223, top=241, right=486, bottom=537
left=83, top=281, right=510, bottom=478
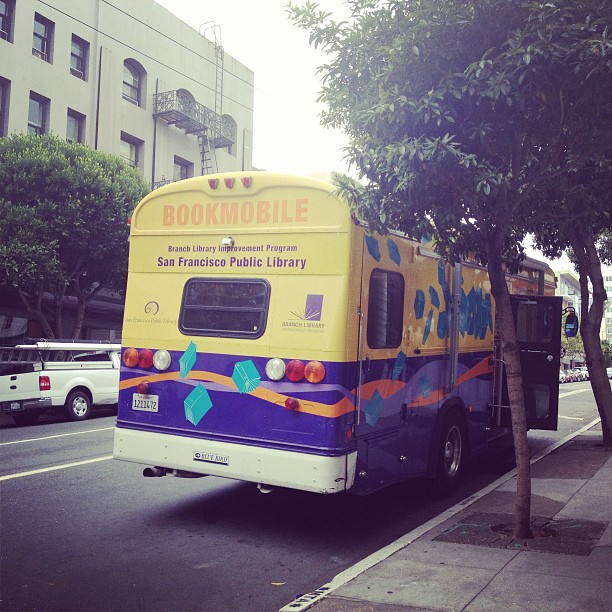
left=433, top=512, right=608, bottom=556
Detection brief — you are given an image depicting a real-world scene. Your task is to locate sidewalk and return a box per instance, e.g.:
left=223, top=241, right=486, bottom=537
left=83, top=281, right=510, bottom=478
left=282, top=421, right=611, bottom=612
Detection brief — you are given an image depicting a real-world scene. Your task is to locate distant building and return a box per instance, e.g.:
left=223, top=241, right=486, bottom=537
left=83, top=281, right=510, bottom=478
left=0, top=0, right=254, bottom=343
left=0, top=0, right=254, bottom=182
left=556, top=268, right=612, bottom=345
left=556, top=270, right=582, bottom=312
left=555, top=269, right=584, bottom=369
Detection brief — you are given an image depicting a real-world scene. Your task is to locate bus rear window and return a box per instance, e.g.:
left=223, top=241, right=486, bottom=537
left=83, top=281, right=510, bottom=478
left=179, top=278, right=270, bottom=339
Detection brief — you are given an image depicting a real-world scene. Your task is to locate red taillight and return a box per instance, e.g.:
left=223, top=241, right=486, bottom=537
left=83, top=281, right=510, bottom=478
left=39, top=375, right=51, bottom=391
left=285, top=397, right=300, bottom=410
left=136, top=381, right=150, bottom=395
left=138, top=349, right=154, bottom=369
left=285, top=360, right=305, bottom=382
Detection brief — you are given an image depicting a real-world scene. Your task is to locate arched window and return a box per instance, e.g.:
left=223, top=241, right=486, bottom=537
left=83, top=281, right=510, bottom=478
left=122, top=60, right=145, bottom=107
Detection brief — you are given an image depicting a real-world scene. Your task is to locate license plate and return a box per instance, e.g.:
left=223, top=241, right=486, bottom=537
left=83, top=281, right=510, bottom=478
left=193, top=451, right=229, bottom=465
left=132, top=393, right=159, bottom=412
left=10, top=401, right=20, bottom=410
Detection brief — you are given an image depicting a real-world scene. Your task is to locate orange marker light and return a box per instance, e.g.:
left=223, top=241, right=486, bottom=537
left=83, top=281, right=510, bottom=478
left=123, top=347, right=139, bottom=367
left=305, top=361, right=325, bottom=383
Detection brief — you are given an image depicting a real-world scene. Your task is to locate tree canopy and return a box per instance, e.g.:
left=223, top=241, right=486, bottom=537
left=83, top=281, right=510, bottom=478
left=0, top=134, right=150, bottom=338
left=289, top=0, right=612, bottom=536
left=290, top=0, right=611, bottom=262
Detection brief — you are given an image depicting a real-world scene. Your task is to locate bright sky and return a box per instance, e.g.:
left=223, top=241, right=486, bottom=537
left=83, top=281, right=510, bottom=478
left=154, top=0, right=351, bottom=176
left=154, top=0, right=576, bottom=271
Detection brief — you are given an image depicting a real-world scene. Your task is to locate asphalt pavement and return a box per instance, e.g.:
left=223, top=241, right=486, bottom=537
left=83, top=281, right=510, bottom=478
left=281, top=420, right=611, bottom=612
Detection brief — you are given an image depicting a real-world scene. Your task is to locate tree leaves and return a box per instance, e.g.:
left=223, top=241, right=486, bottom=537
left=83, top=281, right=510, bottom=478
left=0, top=134, right=150, bottom=337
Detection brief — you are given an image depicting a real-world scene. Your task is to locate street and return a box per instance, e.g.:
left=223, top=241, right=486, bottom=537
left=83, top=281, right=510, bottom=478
left=0, top=382, right=602, bottom=612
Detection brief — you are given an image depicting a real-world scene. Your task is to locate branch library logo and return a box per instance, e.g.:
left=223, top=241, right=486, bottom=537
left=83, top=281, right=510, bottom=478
left=291, top=294, right=323, bottom=321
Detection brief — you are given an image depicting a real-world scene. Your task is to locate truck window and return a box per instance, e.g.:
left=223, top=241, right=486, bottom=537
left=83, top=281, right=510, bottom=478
left=179, top=278, right=271, bottom=339
left=367, top=269, right=404, bottom=348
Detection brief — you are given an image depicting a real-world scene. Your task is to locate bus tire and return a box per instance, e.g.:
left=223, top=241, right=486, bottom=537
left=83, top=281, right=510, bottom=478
left=65, top=390, right=92, bottom=421
left=433, top=410, right=467, bottom=496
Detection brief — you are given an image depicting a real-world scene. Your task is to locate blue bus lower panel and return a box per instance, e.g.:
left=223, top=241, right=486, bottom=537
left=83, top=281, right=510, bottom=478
left=118, top=347, right=496, bottom=490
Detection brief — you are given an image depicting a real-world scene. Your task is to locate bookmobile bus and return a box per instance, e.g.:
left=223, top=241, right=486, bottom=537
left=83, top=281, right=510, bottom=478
left=113, top=172, right=561, bottom=496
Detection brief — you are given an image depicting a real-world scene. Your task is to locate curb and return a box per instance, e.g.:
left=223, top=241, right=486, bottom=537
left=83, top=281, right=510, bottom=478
left=279, top=417, right=602, bottom=612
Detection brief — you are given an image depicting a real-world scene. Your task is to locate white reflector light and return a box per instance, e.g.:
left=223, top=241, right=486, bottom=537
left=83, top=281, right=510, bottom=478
left=265, top=358, right=286, bottom=381
left=153, top=349, right=172, bottom=371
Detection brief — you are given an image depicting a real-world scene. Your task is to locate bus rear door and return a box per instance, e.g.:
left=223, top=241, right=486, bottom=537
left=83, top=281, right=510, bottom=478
left=499, top=295, right=562, bottom=430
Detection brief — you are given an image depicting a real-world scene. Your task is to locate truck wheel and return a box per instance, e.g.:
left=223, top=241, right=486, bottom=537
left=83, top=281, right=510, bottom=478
left=434, top=410, right=467, bottom=496
left=65, top=390, right=91, bottom=421
left=13, top=412, right=40, bottom=426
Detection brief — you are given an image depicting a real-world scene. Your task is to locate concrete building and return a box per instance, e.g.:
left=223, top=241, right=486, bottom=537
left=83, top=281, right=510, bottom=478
left=555, top=270, right=584, bottom=369
left=556, top=270, right=582, bottom=312
left=0, top=0, right=254, bottom=185
left=0, top=0, right=254, bottom=343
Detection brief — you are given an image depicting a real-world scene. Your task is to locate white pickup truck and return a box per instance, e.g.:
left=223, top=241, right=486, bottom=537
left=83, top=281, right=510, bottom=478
left=0, top=341, right=121, bottom=426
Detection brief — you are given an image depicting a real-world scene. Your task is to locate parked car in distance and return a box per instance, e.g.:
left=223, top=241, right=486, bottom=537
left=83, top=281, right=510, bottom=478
left=607, top=367, right=612, bottom=379
left=565, top=369, right=578, bottom=383
left=571, top=368, right=584, bottom=382
left=559, top=370, right=566, bottom=383
left=577, top=366, right=589, bottom=381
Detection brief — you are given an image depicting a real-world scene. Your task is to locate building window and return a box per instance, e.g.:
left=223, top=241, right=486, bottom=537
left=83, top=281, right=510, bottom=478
left=66, top=109, right=85, bottom=143
left=32, top=13, right=54, bottom=63
left=122, top=60, right=144, bottom=106
left=367, top=269, right=404, bottom=349
left=28, top=92, right=49, bottom=135
left=0, top=0, right=15, bottom=42
left=0, top=77, right=9, bottom=136
left=173, top=156, right=193, bottom=181
left=120, top=132, right=142, bottom=168
left=70, top=35, right=89, bottom=80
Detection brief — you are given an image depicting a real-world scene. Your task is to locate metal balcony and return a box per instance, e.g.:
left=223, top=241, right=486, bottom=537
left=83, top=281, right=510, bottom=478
left=153, top=90, right=236, bottom=148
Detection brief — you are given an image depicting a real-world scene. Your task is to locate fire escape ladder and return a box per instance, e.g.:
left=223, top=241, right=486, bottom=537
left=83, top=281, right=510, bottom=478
left=215, top=44, right=224, bottom=118
left=152, top=25, right=236, bottom=181
left=198, top=129, right=216, bottom=175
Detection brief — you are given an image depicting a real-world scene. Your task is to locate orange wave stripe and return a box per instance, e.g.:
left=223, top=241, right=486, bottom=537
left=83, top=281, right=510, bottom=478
left=409, top=355, right=493, bottom=407
left=118, top=356, right=492, bottom=418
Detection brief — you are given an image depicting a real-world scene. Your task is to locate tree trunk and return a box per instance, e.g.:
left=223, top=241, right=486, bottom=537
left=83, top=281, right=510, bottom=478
left=53, top=283, right=67, bottom=339
left=569, top=231, right=612, bottom=447
left=71, top=296, right=87, bottom=340
left=487, top=245, right=533, bottom=539
left=17, top=286, right=54, bottom=339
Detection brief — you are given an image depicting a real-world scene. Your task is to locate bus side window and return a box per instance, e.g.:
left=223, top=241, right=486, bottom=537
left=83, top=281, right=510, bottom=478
left=367, top=269, right=404, bottom=349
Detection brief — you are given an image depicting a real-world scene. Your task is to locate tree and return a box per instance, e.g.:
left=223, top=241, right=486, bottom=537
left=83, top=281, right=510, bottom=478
left=289, top=0, right=612, bottom=537
left=529, top=155, right=612, bottom=446
left=562, top=327, right=584, bottom=366
left=0, top=134, right=150, bottom=339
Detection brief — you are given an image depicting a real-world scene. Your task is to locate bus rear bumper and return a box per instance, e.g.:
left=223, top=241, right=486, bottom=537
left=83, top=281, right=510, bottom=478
left=113, top=426, right=357, bottom=494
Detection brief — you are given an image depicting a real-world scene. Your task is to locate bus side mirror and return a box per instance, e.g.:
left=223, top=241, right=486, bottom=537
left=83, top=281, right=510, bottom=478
left=565, top=312, right=579, bottom=338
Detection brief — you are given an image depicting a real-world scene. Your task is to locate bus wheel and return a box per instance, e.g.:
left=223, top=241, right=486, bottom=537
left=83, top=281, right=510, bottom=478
left=434, top=411, right=467, bottom=496
left=65, top=390, right=91, bottom=421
